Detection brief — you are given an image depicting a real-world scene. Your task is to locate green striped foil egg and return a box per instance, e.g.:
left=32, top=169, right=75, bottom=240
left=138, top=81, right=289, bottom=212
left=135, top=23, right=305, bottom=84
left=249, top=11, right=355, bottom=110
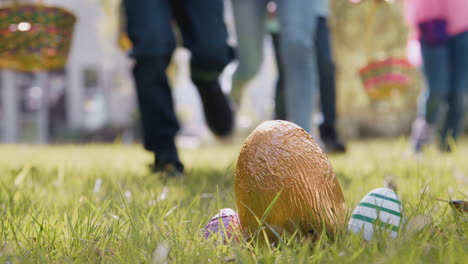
left=348, top=188, right=402, bottom=241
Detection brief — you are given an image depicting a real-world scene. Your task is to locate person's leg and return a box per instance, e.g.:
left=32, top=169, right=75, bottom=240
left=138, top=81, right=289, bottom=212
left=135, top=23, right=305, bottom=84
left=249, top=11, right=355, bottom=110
left=230, top=0, right=268, bottom=106
left=441, top=32, right=468, bottom=150
left=173, top=0, right=234, bottom=137
left=419, top=43, right=450, bottom=124
left=411, top=40, right=450, bottom=152
left=271, top=32, right=287, bottom=120
left=316, top=17, right=336, bottom=128
left=123, top=0, right=183, bottom=173
left=315, top=16, right=345, bottom=153
left=276, top=0, right=319, bottom=134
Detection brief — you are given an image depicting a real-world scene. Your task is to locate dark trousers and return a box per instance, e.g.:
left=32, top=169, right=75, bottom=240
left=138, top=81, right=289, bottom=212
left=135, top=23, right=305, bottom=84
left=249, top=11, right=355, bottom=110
left=124, top=0, right=233, bottom=161
left=274, top=17, right=337, bottom=128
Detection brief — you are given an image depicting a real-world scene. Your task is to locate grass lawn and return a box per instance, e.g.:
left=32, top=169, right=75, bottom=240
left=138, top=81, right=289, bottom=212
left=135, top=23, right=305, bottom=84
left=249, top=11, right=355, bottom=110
left=0, top=138, right=467, bottom=263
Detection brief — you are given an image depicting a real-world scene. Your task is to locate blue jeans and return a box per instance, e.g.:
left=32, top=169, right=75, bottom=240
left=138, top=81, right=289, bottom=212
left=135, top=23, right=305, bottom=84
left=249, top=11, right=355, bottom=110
left=419, top=31, right=468, bottom=143
left=272, top=17, right=337, bottom=128
left=124, top=0, right=233, bottom=161
left=232, top=0, right=319, bottom=133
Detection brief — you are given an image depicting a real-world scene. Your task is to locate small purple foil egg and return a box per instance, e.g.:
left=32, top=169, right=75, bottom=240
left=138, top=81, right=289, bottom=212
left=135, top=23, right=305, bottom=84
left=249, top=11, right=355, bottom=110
left=203, top=208, right=242, bottom=243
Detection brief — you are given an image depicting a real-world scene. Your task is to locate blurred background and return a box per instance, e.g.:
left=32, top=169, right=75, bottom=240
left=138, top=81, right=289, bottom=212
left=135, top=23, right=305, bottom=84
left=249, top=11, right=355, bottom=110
left=0, top=0, right=465, bottom=145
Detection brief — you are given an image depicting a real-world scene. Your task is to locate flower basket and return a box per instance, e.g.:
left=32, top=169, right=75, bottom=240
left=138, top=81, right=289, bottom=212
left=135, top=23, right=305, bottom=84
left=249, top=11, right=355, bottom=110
left=0, top=3, right=76, bottom=72
left=359, top=58, right=412, bottom=100
left=357, top=0, right=413, bottom=100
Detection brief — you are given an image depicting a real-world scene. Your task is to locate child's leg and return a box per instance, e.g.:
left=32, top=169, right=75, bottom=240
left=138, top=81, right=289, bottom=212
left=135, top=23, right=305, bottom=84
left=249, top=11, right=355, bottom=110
left=441, top=32, right=468, bottom=148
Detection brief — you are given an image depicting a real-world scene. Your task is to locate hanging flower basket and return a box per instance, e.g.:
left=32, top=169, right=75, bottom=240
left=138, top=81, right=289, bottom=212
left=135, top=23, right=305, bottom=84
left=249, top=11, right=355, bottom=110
left=0, top=3, right=76, bottom=72
left=359, top=58, right=412, bottom=100
left=355, top=0, right=413, bottom=100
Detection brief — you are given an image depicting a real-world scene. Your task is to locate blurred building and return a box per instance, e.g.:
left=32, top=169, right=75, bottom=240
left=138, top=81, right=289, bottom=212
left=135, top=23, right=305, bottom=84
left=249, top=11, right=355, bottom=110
left=0, top=0, right=135, bottom=143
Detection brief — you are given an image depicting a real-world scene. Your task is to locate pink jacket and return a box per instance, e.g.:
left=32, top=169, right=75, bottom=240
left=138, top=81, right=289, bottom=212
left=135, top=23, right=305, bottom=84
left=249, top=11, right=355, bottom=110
left=404, top=0, right=468, bottom=37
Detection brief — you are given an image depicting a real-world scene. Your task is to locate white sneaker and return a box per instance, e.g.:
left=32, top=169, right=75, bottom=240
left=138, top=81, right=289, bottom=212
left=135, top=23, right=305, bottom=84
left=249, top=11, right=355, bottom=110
left=410, top=118, right=434, bottom=152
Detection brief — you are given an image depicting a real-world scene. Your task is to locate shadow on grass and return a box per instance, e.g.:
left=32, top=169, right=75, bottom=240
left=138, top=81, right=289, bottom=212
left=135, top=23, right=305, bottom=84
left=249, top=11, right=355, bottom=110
left=184, top=165, right=236, bottom=196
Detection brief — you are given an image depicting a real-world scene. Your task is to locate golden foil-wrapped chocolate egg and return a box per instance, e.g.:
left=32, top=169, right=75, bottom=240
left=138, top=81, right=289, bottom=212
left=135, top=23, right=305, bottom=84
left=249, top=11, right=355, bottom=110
left=235, top=121, right=346, bottom=238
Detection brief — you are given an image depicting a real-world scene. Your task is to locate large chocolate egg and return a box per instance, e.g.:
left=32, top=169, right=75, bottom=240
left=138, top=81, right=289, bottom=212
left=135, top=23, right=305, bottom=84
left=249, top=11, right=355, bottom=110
left=235, top=121, right=346, bottom=238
